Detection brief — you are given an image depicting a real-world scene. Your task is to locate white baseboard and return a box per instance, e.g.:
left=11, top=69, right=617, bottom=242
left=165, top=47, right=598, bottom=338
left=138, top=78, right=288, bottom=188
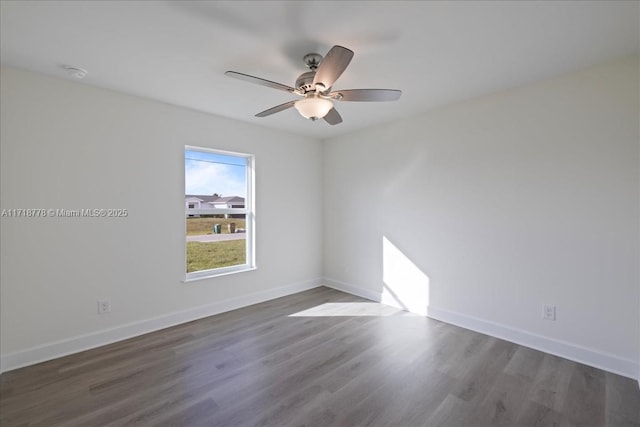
left=323, top=277, right=639, bottom=382
left=323, top=277, right=383, bottom=302
left=0, top=278, right=323, bottom=374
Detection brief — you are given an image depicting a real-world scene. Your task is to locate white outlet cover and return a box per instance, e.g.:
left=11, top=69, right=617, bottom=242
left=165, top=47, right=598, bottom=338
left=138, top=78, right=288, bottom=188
left=98, top=300, right=111, bottom=314
left=543, top=305, right=556, bottom=321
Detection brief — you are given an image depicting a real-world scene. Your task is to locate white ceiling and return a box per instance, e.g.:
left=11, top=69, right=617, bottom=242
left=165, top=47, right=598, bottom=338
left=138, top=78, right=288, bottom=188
left=1, top=1, right=638, bottom=140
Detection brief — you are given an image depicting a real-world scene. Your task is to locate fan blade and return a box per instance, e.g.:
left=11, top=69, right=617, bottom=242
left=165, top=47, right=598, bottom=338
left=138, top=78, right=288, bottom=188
left=255, top=100, right=296, bottom=117
left=225, top=71, right=296, bottom=93
left=330, top=89, right=402, bottom=102
left=313, top=45, right=354, bottom=90
left=323, top=107, right=343, bottom=125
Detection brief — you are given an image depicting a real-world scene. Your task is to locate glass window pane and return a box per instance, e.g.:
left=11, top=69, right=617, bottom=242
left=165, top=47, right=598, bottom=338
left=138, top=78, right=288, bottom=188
left=185, top=147, right=251, bottom=276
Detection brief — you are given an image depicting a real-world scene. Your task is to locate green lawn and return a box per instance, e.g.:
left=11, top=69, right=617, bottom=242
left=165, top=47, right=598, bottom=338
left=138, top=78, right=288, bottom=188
left=186, top=217, right=246, bottom=236
left=186, top=240, right=246, bottom=273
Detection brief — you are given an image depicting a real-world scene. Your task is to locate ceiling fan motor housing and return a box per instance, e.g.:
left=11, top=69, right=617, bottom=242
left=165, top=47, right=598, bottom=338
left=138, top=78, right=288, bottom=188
left=296, top=71, right=318, bottom=93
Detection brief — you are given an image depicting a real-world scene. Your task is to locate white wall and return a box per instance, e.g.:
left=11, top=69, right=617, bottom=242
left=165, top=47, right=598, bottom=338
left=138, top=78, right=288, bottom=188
left=323, top=57, right=640, bottom=379
left=0, top=66, right=323, bottom=371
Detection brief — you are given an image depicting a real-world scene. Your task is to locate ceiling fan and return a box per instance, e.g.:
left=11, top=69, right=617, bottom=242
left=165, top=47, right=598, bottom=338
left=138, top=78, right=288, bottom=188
left=225, top=45, right=401, bottom=125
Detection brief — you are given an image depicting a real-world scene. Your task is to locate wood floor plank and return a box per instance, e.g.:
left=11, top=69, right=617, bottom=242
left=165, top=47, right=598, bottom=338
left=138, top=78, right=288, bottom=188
left=336, top=361, right=455, bottom=427
left=563, top=363, right=607, bottom=426
left=289, top=324, right=449, bottom=426
left=515, top=400, right=563, bottom=426
left=450, top=337, right=518, bottom=402
left=528, top=353, right=576, bottom=412
left=605, top=371, right=640, bottom=427
left=503, top=345, right=546, bottom=382
left=424, top=393, right=473, bottom=426
left=283, top=323, right=450, bottom=426
left=471, top=372, right=533, bottom=427
left=1, top=286, right=639, bottom=427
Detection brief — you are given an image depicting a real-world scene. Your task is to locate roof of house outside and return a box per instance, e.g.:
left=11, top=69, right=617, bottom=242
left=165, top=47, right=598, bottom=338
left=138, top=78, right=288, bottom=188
left=185, top=194, right=219, bottom=203
left=211, top=196, right=244, bottom=204
left=185, top=195, right=245, bottom=204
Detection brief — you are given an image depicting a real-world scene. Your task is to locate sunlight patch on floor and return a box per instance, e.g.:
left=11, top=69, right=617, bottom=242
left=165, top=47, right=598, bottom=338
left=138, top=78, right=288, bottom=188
left=289, top=302, right=415, bottom=317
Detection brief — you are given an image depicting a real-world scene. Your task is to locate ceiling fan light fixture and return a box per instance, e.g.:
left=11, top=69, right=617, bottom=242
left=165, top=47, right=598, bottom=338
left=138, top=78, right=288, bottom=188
left=294, top=95, right=333, bottom=120
left=226, top=45, right=401, bottom=125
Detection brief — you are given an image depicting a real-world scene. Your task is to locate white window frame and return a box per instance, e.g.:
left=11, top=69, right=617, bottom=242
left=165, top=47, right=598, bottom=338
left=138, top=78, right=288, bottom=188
left=185, top=145, right=255, bottom=281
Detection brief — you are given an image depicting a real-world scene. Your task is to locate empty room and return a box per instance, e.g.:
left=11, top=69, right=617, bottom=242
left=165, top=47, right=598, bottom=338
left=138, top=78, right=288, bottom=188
left=1, top=1, right=639, bottom=426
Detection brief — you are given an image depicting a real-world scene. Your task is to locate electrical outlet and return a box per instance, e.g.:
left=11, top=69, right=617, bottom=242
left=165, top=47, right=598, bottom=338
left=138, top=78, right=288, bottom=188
left=98, top=299, right=111, bottom=314
left=542, top=304, right=556, bottom=321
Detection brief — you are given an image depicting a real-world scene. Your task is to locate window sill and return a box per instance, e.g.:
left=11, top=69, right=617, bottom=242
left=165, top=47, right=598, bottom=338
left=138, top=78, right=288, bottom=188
left=183, top=266, right=256, bottom=283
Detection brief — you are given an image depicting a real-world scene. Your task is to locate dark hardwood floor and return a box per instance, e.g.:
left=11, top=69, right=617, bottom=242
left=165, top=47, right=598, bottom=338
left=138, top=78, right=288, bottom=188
left=1, top=286, right=639, bottom=426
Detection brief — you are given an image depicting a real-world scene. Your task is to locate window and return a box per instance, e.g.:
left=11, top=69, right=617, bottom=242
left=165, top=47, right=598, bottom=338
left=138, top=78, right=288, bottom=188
left=185, top=146, right=254, bottom=280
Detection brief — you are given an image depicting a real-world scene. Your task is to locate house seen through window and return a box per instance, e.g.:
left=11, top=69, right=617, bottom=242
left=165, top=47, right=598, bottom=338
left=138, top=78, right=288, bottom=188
left=185, top=146, right=254, bottom=279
